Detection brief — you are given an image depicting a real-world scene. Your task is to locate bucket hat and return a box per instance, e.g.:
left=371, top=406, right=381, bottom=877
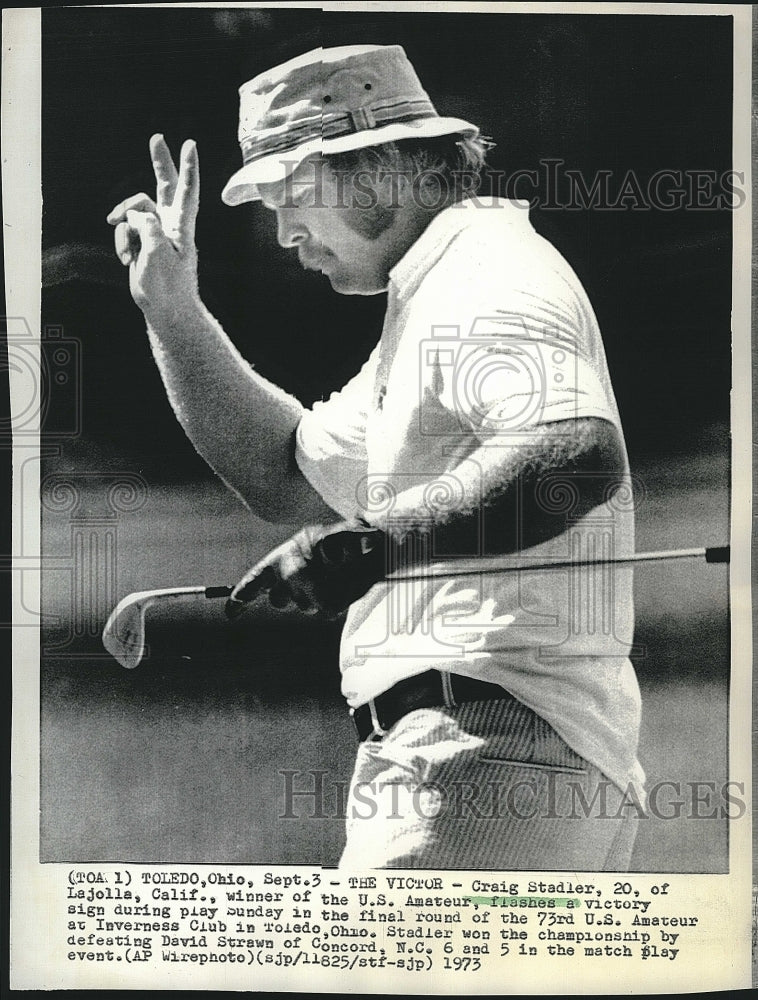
left=221, top=44, right=480, bottom=205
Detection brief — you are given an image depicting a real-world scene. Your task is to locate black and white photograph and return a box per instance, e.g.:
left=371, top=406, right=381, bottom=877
left=7, top=2, right=752, bottom=992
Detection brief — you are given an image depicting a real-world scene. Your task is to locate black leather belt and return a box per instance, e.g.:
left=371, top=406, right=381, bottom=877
left=350, top=669, right=510, bottom=742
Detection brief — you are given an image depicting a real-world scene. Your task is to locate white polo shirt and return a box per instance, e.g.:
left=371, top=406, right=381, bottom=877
left=295, top=198, right=645, bottom=799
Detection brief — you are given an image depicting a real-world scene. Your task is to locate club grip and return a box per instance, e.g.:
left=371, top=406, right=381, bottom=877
left=705, top=546, right=730, bottom=564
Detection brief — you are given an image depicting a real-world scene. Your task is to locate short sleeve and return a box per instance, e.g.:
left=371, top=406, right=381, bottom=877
left=294, top=344, right=379, bottom=519
left=413, top=221, right=622, bottom=441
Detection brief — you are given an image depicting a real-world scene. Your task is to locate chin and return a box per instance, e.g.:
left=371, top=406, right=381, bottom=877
left=327, top=272, right=386, bottom=296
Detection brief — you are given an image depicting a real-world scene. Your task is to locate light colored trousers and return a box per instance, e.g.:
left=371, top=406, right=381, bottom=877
left=339, top=695, right=639, bottom=870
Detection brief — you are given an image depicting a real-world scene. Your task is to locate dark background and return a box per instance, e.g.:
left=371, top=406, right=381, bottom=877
left=39, top=8, right=733, bottom=868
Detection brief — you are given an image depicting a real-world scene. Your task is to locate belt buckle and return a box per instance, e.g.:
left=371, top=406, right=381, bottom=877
left=349, top=699, right=387, bottom=742
left=366, top=698, right=388, bottom=741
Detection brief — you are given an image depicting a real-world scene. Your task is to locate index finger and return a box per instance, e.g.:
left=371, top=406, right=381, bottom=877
left=226, top=564, right=277, bottom=619
left=150, top=133, right=179, bottom=208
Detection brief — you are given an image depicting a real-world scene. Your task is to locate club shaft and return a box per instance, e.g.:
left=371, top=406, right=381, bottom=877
left=387, top=545, right=728, bottom=581
left=207, top=544, right=728, bottom=594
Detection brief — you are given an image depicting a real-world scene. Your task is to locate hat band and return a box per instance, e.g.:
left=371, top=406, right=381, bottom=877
left=240, top=97, right=437, bottom=166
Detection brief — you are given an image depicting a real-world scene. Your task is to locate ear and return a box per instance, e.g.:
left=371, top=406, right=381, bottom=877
left=367, top=168, right=412, bottom=211
left=410, top=169, right=450, bottom=211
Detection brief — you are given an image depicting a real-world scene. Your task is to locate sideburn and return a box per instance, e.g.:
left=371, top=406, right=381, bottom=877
left=338, top=169, right=404, bottom=240
left=343, top=202, right=397, bottom=240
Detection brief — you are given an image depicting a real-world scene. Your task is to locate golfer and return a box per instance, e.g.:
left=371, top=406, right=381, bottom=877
left=108, top=44, right=644, bottom=869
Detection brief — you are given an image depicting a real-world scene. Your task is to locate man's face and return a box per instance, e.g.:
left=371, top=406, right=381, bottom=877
left=257, top=154, right=420, bottom=295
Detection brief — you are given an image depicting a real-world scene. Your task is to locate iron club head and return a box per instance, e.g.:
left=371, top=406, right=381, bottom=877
left=102, top=587, right=206, bottom=669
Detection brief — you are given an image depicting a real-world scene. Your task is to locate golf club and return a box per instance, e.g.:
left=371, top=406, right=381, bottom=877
left=102, top=544, right=729, bottom=669
left=102, top=584, right=232, bottom=669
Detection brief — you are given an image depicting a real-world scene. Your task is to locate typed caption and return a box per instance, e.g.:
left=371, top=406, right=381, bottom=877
left=13, top=864, right=741, bottom=992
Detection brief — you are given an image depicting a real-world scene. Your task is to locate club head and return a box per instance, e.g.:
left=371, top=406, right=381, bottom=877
left=102, top=586, right=207, bottom=669
left=102, top=593, right=153, bottom=669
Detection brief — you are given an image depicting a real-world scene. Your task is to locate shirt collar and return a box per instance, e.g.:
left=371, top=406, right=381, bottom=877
left=388, top=197, right=533, bottom=297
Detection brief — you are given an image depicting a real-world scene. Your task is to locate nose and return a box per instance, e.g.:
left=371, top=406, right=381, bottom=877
left=275, top=208, right=308, bottom=248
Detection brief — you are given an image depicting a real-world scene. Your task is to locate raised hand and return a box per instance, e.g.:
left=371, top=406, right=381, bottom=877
left=107, top=134, right=200, bottom=318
